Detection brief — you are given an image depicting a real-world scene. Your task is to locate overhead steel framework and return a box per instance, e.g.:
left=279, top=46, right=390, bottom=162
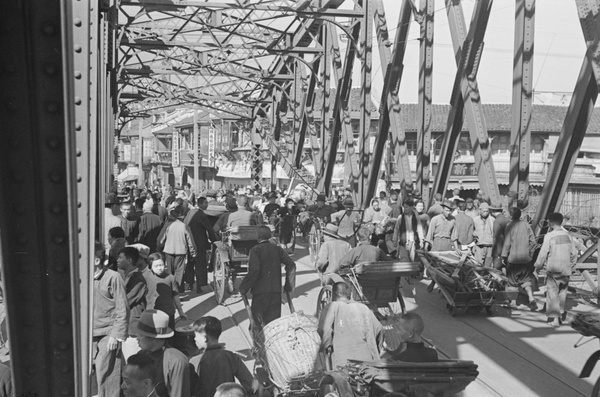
left=4, top=0, right=600, bottom=394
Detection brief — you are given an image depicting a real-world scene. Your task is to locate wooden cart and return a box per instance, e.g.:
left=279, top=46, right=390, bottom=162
left=418, top=251, right=518, bottom=316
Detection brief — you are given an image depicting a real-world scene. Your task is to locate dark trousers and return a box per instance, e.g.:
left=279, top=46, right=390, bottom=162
left=184, top=249, right=209, bottom=288
left=165, top=253, right=187, bottom=293
left=251, top=292, right=281, bottom=327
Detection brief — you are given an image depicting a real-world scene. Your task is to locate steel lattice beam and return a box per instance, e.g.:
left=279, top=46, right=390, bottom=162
left=532, top=0, right=600, bottom=234
left=432, top=0, right=500, bottom=206
left=358, top=0, right=374, bottom=207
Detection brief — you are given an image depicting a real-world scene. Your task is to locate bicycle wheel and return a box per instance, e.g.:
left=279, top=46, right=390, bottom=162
left=316, top=285, right=333, bottom=317
left=213, top=253, right=229, bottom=304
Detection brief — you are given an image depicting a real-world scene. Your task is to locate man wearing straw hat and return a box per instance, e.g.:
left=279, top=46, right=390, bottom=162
left=239, top=226, right=296, bottom=328
left=316, top=224, right=351, bottom=285
left=136, top=310, right=190, bottom=397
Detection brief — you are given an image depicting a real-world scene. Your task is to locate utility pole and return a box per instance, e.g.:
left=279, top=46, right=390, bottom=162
left=138, top=119, right=143, bottom=187
left=193, top=110, right=200, bottom=192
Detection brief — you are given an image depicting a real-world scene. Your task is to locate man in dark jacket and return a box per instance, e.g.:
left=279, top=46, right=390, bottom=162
left=239, top=226, right=296, bottom=328
left=185, top=197, right=218, bottom=294
left=138, top=200, right=162, bottom=253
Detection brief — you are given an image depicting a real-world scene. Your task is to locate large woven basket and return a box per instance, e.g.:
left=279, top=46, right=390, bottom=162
left=257, top=312, right=321, bottom=391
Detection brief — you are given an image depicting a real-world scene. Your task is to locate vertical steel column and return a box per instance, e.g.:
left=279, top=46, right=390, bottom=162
left=319, top=22, right=331, bottom=175
left=0, top=1, right=79, bottom=394
left=365, top=0, right=413, bottom=204
left=509, top=0, right=535, bottom=206
left=291, top=60, right=304, bottom=165
left=532, top=0, right=600, bottom=233
left=432, top=0, right=500, bottom=205
left=251, top=111, right=264, bottom=192
left=194, top=110, right=200, bottom=191
left=416, top=0, right=435, bottom=206
left=138, top=120, right=144, bottom=186
left=270, top=95, right=278, bottom=191
left=295, top=60, right=317, bottom=169
left=358, top=0, right=374, bottom=207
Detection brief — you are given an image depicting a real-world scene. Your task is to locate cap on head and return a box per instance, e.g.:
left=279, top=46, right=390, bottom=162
left=441, top=199, right=455, bottom=209
left=343, top=197, right=354, bottom=207
left=322, top=223, right=340, bottom=238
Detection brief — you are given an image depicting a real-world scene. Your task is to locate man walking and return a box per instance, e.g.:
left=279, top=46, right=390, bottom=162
left=185, top=196, right=218, bottom=294
left=138, top=200, right=162, bottom=253
left=119, top=202, right=140, bottom=244
left=452, top=201, right=475, bottom=254
left=316, top=224, right=352, bottom=284
left=239, top=226, right=296, bottom=328
left=472, top=203, right=495, bottom=267
left=93, top=242, right=129, bottom=397
left=424, top=199, right=455, bottom=251
left=534, top=212, right=578, bottom=326
left=158, top=206, right=197, bottom=293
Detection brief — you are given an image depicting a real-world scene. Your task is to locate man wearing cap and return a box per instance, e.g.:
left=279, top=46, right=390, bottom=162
left=451, top=201, right=475, bottom=254
left=388, top=190, right=403, bottom=219
left=136, top=310, right=190, bottom=397
left=138, top=200, right=162, bottom=254
left=213, top=197, right=239, bottom=237
left=424, top=200, right=455, bottom=251
left=388, top=199, right=421, bottom=261
left=472, top=203, right=495, bottom=267
left=105, top=193, right=122, bottom=249
left=239, top=226, right=296, bottom=327
left=339, top=228, right=390, bottom=268
left=490, top=203, right=510, bottom=270
left=330, top=197, right=361, bottom=247
left=316, top=224, right=352, bottom=284
left=307, top=194, right=333, bottom=224
left=465, top=198, right=478, bottom=219
left=93, top=242, right=129, bottom=397
left=262, top=192, right=281, bottom=221
left=157, top=206, right=197, bottom=293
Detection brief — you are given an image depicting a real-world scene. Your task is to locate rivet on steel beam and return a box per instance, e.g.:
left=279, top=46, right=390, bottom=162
left=75, top=122, right=82, bottom=131
left=42, top=23, right=56, bottom=36
left=74, top=45, right=82, bottom=53
left=4, top=101, right=17, bottom=112
left=48, top=137, right=61, bottom=149
left=74, top=71, right=82, bottom=79
left=74, top=97, right=82, bottom=105
left=78, top=201, right=82, bottom=208
left=54, top=235, right=66, bottom=245
left=50, top=171, right=62, bottom=183
left=46, top=101, right=60, bottom=113
left=51, top=204, right=63, bottom=214
left=77, top=175, right=82, bottom=182
left=74, top=18, right=82, bottom=27
left=76, top=149, right=82, bottom=157
left=44, top=64, right=58, bottom=76
left=78, top=227, right=82, bottom=233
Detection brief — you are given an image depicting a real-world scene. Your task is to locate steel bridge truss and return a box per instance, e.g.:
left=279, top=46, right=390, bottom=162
left=3, top=0, right=600, bottom=395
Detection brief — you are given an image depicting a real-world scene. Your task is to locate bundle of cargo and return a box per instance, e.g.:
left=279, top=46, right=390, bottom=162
left=417, top=251, right=518, bottom=316
left=345, top=359, right=479, bottom=396
left=571, top=312, right=600, bottom=338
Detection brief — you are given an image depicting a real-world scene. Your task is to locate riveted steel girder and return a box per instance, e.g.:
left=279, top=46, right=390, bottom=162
left=509, top=0, right=535, bottom=205
left=532, top=0, right=600, bottom=234
left=365, top=0, right=414, bottom=206
left=432, top=0, right=500, bottom=206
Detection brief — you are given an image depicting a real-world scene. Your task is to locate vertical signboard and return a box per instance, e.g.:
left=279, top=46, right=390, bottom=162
left=208, top=127, right=215, bottom=167
left=172, top=129, right=179, bottom=167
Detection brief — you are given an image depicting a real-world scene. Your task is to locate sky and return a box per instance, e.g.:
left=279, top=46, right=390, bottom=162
left=343, top=0, right=587, bottom=106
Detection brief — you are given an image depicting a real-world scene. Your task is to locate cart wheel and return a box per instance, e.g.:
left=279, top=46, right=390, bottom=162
left=213, top=253, right=229, bottom=304
left=448, top=304, right=458, bottom=316
left=318, top=375, right=354, bottom=397
left=316, top=285, right=332, bottom=317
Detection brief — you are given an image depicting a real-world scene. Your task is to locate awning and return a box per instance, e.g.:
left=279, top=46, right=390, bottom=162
left=117, top=167, right=139, bottom=182
left=123, top=175, right=138, bottom=182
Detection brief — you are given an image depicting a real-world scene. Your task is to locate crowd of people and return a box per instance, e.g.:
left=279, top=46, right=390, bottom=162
left=95, top=182, right=582, bottom=397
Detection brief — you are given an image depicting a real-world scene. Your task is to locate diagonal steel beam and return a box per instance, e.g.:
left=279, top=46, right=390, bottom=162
left=365, top=0, right=413, bottom=205
left=295, top=58, right=320, bottom=168
left=432, top=0, right=500, bottom=206
left=509, top=0, right=535, bottom=206
left=358, top=0, right=373, bottom=208
left=532, top=0, right=600, bottom=234
left=317, top=18, right=362, bottom=196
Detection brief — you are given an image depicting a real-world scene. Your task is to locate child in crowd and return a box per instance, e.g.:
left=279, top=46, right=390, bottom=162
left=191, top=316, right=257, bottom=397
left=145, top=252, right=186, bottom=331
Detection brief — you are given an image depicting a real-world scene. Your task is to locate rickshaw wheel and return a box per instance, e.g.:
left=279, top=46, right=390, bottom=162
left=308, top=225, right=320, bottom=266
left=316, top=285, right=332, bottom=317
left=213, top=252, right=228, bottom=304
left=318, top=374, right=354, bottom=397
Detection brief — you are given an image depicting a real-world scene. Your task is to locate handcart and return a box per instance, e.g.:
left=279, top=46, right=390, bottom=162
left=340, top=359, right=479, bottom=397
left=316, top=261, right=421, bottom=352
left=417, top=251, right=518, bottom=316
left=242, top=291, right=353, bottom=397
left=212, top=225, right=275, bottom=304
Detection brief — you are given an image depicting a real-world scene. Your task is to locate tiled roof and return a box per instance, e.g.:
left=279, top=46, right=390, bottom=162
left=399, top=103, right=600, bottom=134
